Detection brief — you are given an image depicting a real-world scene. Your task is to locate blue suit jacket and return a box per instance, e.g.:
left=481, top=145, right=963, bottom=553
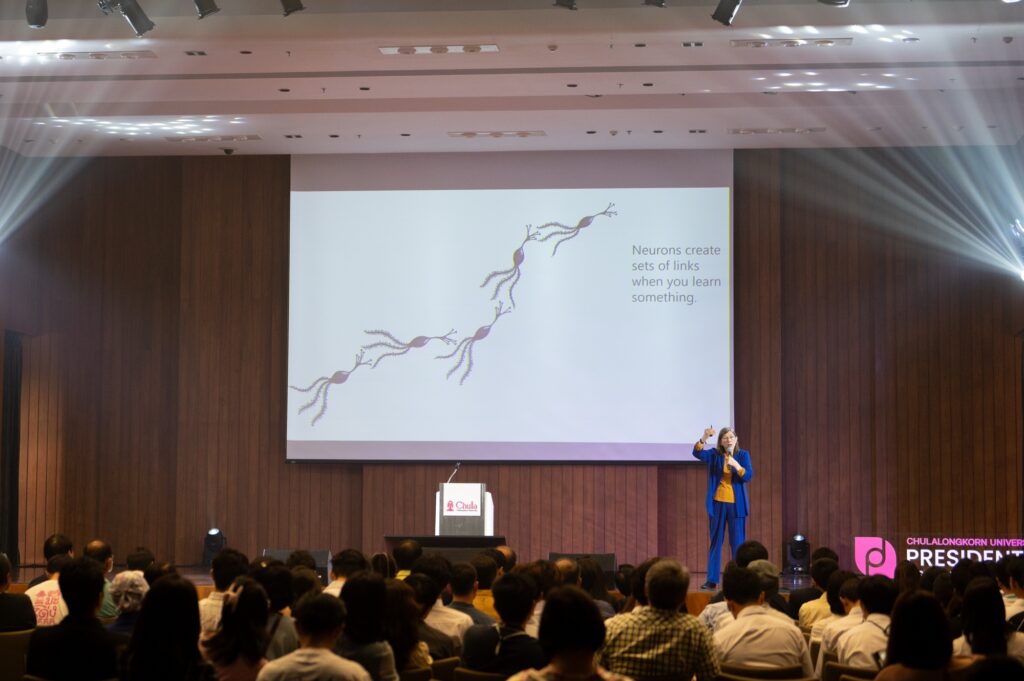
left=692, top=446, right=754, bottom=518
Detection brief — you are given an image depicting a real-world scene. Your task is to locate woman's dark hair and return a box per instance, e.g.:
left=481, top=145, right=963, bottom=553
left=124, top=575, right=207, bottom=681
left=716, top=426, right=737, bottom=455
left=538, top=586, right=606, bottom=657
left=143, top=561, right=178, bottom=587
left=286, top=550, right=318, bottom=571
left=885, top=591, right=952, bottom=670
left=614, top=564, right=634, bottom=597
left=383, top=578, right=422, bottom=671
left=932, top=572, right=955, bottom=610
left=895, top=560, right=922, bottom=594
left=370, top=552, right=397, bottom=579
left=251, top=563, right=294, bottom=612
left=962, top=577, right=1010, bottom=656
left=578, top=557, right=612, bottom=604
left=202, top=577, right=270, bottom=667
left=920, top=567, right=946, bottom=593
left=826, top=570, right=859, bottom=616
left=341, top=571, right=386, bottom=644
left=291, top=567, right=323, bottom=603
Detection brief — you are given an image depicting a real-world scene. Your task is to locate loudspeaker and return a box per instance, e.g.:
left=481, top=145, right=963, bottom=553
left=783, top=537, right=811, bottom=574
left=262, top=548, right=332, bottom=585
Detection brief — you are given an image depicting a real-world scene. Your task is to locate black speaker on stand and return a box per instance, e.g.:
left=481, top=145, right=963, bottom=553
left=783, top=534, right=811, bottom=575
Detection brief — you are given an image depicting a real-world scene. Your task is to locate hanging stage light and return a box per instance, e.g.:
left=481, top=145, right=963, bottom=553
left=818, top=0, right=852, bottom=6
left=26, top=0, right=47, bottom=28
left=280, top=0, right=305, bottom=16
left=193, top=0, right=220, bottom=19
left=712, top=0, right=743, bottom=26
left=97, top=0, right=155, bottom=37
left=554, top=0, right=578, bottom=9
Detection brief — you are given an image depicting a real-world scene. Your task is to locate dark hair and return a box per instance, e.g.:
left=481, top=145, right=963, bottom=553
left=125, top=575, right=205, bottom=681
left=0, top=554, right=11, bottom=585
left=493, top=572, right=539, bottom=626
left=471, top=555, right=499, bottom=589
left=498, top=546, right=518, bottom=570
left=212, top=549, right=250, bottom=591
left=480, top=549, right=506, bottom=574
left=286, top=550, right=318, bottom=571
left=554, top=558, right=580, bottom=587
left=341, top=571, right=386, bottom=644
left=538, top=586, right=605, bottom=657
left=810, top=558, right=839, bottom=590
left=722, top=565, right=762, bottom=606
left=251, top=562, right=294, bottom=612
left=1007, top=557, right=1024, bottom=590
left=383, top=578, right=422, bottom=671
left=811, top=546, right=840, bottom=564
left=291, top=567, right=323, bottom=602
left=578, top=557, right=612, bottom=603
left=83, top=539, right=112, bottom=563
left=144, top=561, right=177, bottom=586
left=450, top=562, right=478, bottom=597
left=411, top=553, right=454, bottom=592
left=858, top=575, right=898, bottom=616
left=392, top=540, right=422, bottom=571
left=951, top=559, right=977, bottom=597
left=995, top=557, right=1014, bottom=590
left=202, top=577, right=270, bottom=667
left=615, top=564, right=635, bottom=597
left=46, top=553, right=72, bottom=575
left=332, top=549, right=370, bottom=578
left=42, top=534, right=73, bottom=560
left=630, top=557, right=662, bottom=606
left=932, top=572, right=954, bottom=609
left=920, top=567, right=947, bottom=593
left=646, top=560, right=689, bottom=610
left=826, top=570, right=859, bottom=616
left=964, top=656, right=1024, bottom=680
left=514, top=561, right=560, bottom=600
left=294, top=593, right=346, bottom=638
left=885, top=591, right=952, bottom=670
left=404, top=572, right=441, bottom=612
left=962, top=577, right=1010, bottom=656
left=126, top=547, right=156, bottom=571
left=250, top=556, right=283, bottom=572
left=734, top=541, right=769, bottom=568
left=370, top=552, right=397, bottom=579
left=839, top=577, right=861, bottom=603
left=58, top=557, right=106, bottom=615
left=895, top=560, right=922, bottom=594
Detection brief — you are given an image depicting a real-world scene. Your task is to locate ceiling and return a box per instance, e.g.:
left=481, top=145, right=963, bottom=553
left=0, top=0, right=1022, bottom=156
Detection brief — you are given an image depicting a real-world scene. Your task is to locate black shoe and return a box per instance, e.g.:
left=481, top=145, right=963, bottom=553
left=699, top=581, right=718, bottom=591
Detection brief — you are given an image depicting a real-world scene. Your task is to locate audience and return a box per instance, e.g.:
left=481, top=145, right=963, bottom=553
left=798, top=557, right=840, bottom=628
left=448, top=561, right=496, bottom=626
left=809, top=569, right=859, bottom=642
left=816, top=575, right=864, bottom=676
left=601, top=559, right=720, bottom=681
left=405, top=572, right=458, bottom=659
left=578, top=556, right=616, bottom=619
left=201, top=577, right=270, bottom=680
left=1005, top=557, right=1024, bottom=628
left=413, top=553, right=474, bottom=642
left=286, top=550, right=319, bottom=572
left=26, top=533, right=74, bottom=588
left=107, top=569, right=149, bottom=639
left=836, top=574, right=899, bottom=669
left=258, top=594, right=371, bottom=681
left=875, top=590, right=970, bottom=681
left=952, top=577, right=1024, bottom=663
left=497, top=545, right=518, bottom=571
left=613, top=555, right=660, bottom=615
left=201, top=548, right=250, bottom=634
left=292, top=566, right=325, bottom=603
left=463, top=571, right=546, bottom=676
left=251, top=561, right=301, bottom=661
left=470, top=553, right=500, bottom=620
left=126, top=546, right=156, bottom=571
left=714, top=565, right=812, bottom=675
left=700, top=543, right=777, bottom=632
left=392, top=540, right=422, bottom=581
left=787, top=546, right=839, bottom=618
left=326, top=549, right=371, bottom=597
left=895, top=560, right=922, bottom=595
left=383, top=578, right=433, bottom=671
left=554, top=557, right=581, bottom=587
left=370, top=552, right=397, bottom=579
left=963, top=655, right=1024, bottom=680
left=24, top=552, right=71, bottom=626
left=84, top=538, right=119, bottom=619
left=336, top=571, right=399, bottom=681
left=0, top=553, right=36, bottom=631
left=144, top=560, right=178, bottom=586
left=26, top=557, right=121, bottom=681
left=517, top=560, right=562, bottom=637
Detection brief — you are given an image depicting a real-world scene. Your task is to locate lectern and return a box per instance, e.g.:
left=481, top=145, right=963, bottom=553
left=435, top=482, right=494, bottom=536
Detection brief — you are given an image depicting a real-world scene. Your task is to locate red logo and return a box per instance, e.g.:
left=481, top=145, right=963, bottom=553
left=446, top=500, right=454, bottom=511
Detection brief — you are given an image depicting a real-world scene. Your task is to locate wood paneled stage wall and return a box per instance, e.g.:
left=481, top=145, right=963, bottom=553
left=1, top=149, right=1021, bottom=571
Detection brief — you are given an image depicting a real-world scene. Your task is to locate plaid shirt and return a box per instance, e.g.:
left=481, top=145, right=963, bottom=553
left=600, top=607, right=720, bottom=681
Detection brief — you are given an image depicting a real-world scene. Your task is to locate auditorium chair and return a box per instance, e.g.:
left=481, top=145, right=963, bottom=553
left=820, top=651, right=838, bottom=669
left=822, top=662, right=877, bottom=681
left=0, top=629, right=32, bottom=681
left=809, top=640, right=820, bottom=668
left=431, top=656, right=460, bottom=681
left=719, top=663, right=806, bottom=679
left=399, top=667, right=432, bottom=681
left=716, top=675, right=816, bottom=681
left=453, top=668, right=507, bottom=681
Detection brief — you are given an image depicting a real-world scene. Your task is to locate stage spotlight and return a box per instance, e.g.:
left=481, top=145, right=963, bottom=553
left=783, top=533, right=811, bottom=575
left=712, top=0, right=743, bottom=26
left=193, top=0, right=219, bottom=19
left=98, top=0, right=155, bottom=36
left=202, top=528, right=227, bottom=566
left=643, top=0, right=667, bottom=6
left=817, top=0, right=851, bottom=6
left=280, top=0, right=305, bottom=16
left=554, top=0, right=578, bottom=9
left=26, top=0, right=47, bottom=28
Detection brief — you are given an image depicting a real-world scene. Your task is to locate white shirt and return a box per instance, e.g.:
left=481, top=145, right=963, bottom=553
left=199, top=590, right=226, bottom=633
left=257, top=647, right=372, bottom=681
left=952, top=631, right=1024, bottom=664
left=810, top=613, right=840, bottom=641
left=24, top=579, right=68, bottom=627
left=713, top=605, right=813, bottom=677
left=525, top=599, right=545, bottom=638
left=835, top=612, right=890, bottom=670
left=1006, top=596, right=1024, bottom=621
left=324, top=578, right=346, bottom=598
left=699, top=601, right=733, bottom=633
left=816, top=605, right=863, bottom=676
left=425, top=598, right=473, bottom=642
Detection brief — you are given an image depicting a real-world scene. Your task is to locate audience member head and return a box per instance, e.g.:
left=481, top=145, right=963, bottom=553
left=961, top=577, right=1009, bottom=656
left=578, top=556, right=611, bottom=602
left=404, top=573, right=441, bottom=617
left=538, top=586, right=606, bottom=661
left=341, top=571, right=386, bottom=644
left=994, top=557, right=1014, bottom=592
left=615, top=564, right=635, bottom=597
left=202, top=577, right=270, bottom=667
left=645, top=559, right=690, bottom=611
left=471, top=554, right=499, bottom=589
left=839, top=576, right=861, bottom=610
left=126, top=547, right=156, bottom=571
left=858, top=575, right=898, bottom=617
left=826, top=570, right=859, bottom=616
left=964, top=656, right=1024, bottom=680
left=294, top=593, right=346, bottom=648
left=1007, top=558, right=1024, bottom=594
left=450, top=562, right=478, bottom=599
left=629, top=557, right=662, bottom=607
left=392, top=540, right=422, bottom=572
left=251, top=562, right=294, bottom=613
left=722, top=565, right=762, bottom=610
left=811, top=546, right=840, bottom=564
left=211, top=548, right=249, bottom=591
left=383, top=578, right=423, bottom=671
left=143, top=561, right=177, bottom=586
left=810, top=557, right=840, bottom=590
left=411, top=552, right=454, bottom=594
left=291, top=567, right=323, bottom=602
left=111, top=570, right=149, bottom=614
left=933, top=572, right=954, bottom=610
left=514, top=560, right=561, bottom=600
left=331, top=548, right=370, bottom=580
left=920, top=566, right=946, bottom=593
left=554, top=557, right=580, bottom=587
left=249, top=556, right=283, bottom=572
left=59, top=556, right=106, bottom=616
left=895, top=560, right=922, bottom=594
left=42, top=533, right=73, bottom=560
left=497, top=545, right=518, bottom=570
left=126, top=575, right=203, bottom=681
left=84, top=539, right=113, bottom=573
left=370, top=552, right=397, bottom=579
left=0, top=554, right=12, bottom=590
left=493, top=571, right=539, bottom=627
left=885, top=591, right=951, bottom=670
left=746, top=560, right=781, bottom=599
left=45, top=553, right=72, bottom=578
left=480, top=548, right=507, bottom=575
left=734, top=540, right=769, bottom=568
left=286, top=550, right=318, bottom=571
left=951, top=559, right=977, bottom=598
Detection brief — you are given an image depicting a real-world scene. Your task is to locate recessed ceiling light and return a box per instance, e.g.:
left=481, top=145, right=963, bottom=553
left=777, top=26, right=794, bottom=35
left=240, top=50, right=252, bottom=54
left=566, top=83, right=578, bottom=88
left=586, top=130, right=596, bottom=134
left=634, top=43, right=647, bottom=48
left=653, top=130, right=663, bottom=134
left=849, top=25, right=869, bottom=34
left=329, top=134, right=339, bottom=138
left=400, top=133, right=411, bottom=137
left=278, top=88, right=290, bottom=92
left=359, top=86, right=370, bottom=91
left=642, top=83, right=654, bottom=87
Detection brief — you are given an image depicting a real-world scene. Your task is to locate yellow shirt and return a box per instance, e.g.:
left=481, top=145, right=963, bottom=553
left=713, top=460, right=735, bottom=503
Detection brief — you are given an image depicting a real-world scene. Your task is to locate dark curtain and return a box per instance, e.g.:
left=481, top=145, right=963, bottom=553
left=0, top=331, right=22, bottom=569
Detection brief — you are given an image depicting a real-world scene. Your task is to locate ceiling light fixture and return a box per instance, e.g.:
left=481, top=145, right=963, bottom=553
left=554, top=0, right=577, bottom=8
left=98, top=0, right=155, bottom=37
left=818, top=0, right=851, bottom=6
left=643, top=0, right=667, bottom=6
left=712, top=0, right=743, bottom=26
left=193, top=0, right=219, bottom=19
left=280, top=0, right=305, bottom=16
left=26, top=0, right=47, bottom=28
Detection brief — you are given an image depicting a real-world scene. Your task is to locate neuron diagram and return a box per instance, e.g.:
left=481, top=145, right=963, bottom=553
left=290, top=203, right=617, bottom=425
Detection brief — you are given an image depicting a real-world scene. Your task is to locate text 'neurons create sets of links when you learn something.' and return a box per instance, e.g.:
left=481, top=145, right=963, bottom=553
left=290, top=203, right=618, bottom=426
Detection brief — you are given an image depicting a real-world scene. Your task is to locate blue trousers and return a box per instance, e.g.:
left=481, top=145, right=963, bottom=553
left=707, top=500, right=745, bottom=585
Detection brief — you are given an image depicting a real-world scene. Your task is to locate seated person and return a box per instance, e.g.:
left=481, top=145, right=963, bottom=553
left=200, top=548, right=249, bottom=634
left=798, top=557, right=840, bottom=629
left=875, top=591, right=974, bottom=681
left=107, top=570, right=148, bottom=640
left=448, top=562, right=496, bottom=626
left=26, top=534, right=73, bottom=588
left=836, top=575, right=899, bottom=669
left=462, top=572, right=547, bottom=676
left=952, top=577, right=1024, bottom=663
left=24, top=553, right=71, bottom=626
left=810, top=569, right=859, bottom=641
left=0, top=553, right=36, bottom=631
left=816, top=576, right=864, bottom=677
left=405, top=573, right=459, bottom=659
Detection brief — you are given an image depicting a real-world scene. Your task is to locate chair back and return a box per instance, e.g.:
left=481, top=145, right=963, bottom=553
left=454, top=668, right=508, bottom=681
left=717, top=676, right=817, bottom=681
left=822, top=662, right=877, bottom=681
left=810, top=640, right=821, bottom=668
left=0, top=629, right=33, bottom=681
left=719, top=664, right=806, bottom=679
left=399, top=667, right=432, bottom=681
left=431, top=656, right=460, bottom=681
left=821, top=651, right=839, bottom=670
